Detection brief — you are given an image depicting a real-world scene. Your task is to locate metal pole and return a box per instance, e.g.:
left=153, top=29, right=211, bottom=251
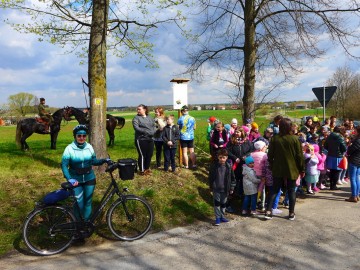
left=323, top=86, right=326, bottom=123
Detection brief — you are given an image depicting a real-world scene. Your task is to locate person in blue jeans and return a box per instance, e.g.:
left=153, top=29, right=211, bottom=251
left=242, top=156, right=262, bottom=215
left=346, top=126, right=360, bottom=202
left=61, top=125, right=108, bottom=221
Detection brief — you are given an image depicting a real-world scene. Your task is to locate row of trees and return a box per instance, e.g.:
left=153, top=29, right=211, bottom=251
left=1, top=0, right=360, bottom=157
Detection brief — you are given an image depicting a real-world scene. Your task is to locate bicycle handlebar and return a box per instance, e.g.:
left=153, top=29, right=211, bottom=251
left=105, top=160, right=118, bottom=173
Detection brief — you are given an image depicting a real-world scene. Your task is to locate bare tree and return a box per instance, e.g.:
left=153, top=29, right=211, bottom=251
left=1, top=0, right=186, bottom=156
left=186, top=0, right=360, bottom=123
left=327, top=66, right=360, bottom=119
left=8, top=92, right=35, bottom=116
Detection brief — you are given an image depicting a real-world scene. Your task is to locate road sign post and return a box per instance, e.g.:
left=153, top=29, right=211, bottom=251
left=312, top=86, right=337, bottom=123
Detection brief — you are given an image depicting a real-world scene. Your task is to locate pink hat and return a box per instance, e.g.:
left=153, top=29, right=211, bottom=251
left=313, top=144, right=320, bottom=153
left=242, top=125, right=250, bottom=133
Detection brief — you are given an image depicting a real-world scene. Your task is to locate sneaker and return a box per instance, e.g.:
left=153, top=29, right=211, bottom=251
left=250, top=211, right=259, bottom=216
left=220, top=217, right=229, bottom=223
left=307, top=190, right=314, bottom=194
left=241, top=210, right=248, bottom=216
left=264, top=211, right=273, bottom=220
left=337, top=180, right=343, bottom=185
left=214, top=218, right=221, bottom=226
left=272, top=208, right=283, bottom=215
left=342, top=179, right=348, bottom=184
left=320, top=184, right=327, bottom=190
left=289, top=213, right=296, bottom=221
left=313, top=186, right=320, bottom=192
left=225, top=206, right=235, bottom=213
left=330, top=186, right=341, bottom=190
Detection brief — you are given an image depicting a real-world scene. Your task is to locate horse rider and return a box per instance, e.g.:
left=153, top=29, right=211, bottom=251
left=38, top=97, right=53, bottom=133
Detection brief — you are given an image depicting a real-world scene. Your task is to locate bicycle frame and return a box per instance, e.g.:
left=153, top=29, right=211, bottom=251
left=88, top=171, right=125, bottom=224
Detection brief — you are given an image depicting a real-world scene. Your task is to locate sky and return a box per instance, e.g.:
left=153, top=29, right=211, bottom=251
left=0, top=6, right=359, bottom=109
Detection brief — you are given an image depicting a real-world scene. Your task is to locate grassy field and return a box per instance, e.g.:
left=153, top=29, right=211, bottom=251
left=0, top=109, right=314, bottom=256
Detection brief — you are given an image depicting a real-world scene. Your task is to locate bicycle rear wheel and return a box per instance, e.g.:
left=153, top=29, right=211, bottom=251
left=107, top=195, right=153, bottom=241
left=23, top=205, right=76, bottom=256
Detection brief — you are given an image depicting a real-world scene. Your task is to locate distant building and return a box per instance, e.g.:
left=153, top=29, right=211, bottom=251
left=216, top=105, right=226, bottom=110
left=205, top=105, right=216, bottom=110
left=295, top=103, right=308, bottom=109
left=193, top=105, right=202, bottom=110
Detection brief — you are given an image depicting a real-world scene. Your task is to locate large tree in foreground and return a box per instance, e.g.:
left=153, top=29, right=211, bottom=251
left=187, top=0, right=360, bottom=123
left=1, top=0, right=185, bottom=156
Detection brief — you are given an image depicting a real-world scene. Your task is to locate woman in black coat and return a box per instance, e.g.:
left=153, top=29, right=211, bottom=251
left=324, top=126, right=347, bottom=190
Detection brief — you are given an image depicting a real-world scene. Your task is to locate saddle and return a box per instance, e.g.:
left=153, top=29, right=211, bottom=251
left=35, top=117, right=48, bottom=125
left=35, top=117, right=50, bottom=133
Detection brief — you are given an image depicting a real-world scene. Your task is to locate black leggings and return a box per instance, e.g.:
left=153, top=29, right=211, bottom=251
left=266, top=177, right=297, bottom=214
left=135, top=139, right=154, bottom=172
left=329, top=169, right=341, bottom=188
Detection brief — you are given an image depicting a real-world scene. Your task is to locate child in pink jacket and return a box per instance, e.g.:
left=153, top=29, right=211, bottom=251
left=313, top=144, right=326, bottom=190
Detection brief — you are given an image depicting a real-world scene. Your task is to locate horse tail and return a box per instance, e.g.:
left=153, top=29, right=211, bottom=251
left=114, top=117, right=125, bottom=129
left=15, top=121, right=22, bottom=148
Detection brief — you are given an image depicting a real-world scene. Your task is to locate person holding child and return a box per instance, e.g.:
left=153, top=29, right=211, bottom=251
left=242, top=156, right=262, bottom=215
left=208, top=149, right=236, bottom=226
left=161, top=115, right=180, bottom=173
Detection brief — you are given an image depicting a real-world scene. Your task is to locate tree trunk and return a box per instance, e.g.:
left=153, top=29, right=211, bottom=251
left=88, top=0, right=108, bottom=159
left=242, top=0, right=256, bottom=124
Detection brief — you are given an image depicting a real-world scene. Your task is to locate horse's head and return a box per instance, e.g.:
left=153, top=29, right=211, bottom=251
left=63, top=106, right=73, bottom=121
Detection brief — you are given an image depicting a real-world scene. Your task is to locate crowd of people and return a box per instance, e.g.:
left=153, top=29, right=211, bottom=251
left=208, top=114, right=360, bottom=226
left=60, top=102, right=359, bottom=229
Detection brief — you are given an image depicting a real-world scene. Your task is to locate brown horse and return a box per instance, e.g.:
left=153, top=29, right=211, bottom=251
left=15, top=108, right=71, bottom=150
left=64, top=107, right=125, bottom=147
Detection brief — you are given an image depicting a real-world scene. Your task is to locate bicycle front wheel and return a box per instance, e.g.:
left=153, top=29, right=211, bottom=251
left=23, top=205, right=76, bottom=256
left=107, top=195, right=153, bottom=241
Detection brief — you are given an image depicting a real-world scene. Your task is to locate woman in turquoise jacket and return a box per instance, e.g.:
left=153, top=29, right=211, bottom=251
left=61, top=125, right=108, bottom=221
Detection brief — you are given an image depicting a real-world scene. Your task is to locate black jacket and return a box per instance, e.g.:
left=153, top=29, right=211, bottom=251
left=208, top=162, right=236, bottom=194
left=161, top=124, right=180, bottom=148
left=347, top=138, right=360, bottom=166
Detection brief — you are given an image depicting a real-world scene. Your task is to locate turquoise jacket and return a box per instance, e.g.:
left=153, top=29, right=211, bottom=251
left=61, top=141, right=106, bottom=183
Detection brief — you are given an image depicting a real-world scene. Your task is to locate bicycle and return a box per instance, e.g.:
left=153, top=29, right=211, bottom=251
left=22, top=159, right=154, bottom=256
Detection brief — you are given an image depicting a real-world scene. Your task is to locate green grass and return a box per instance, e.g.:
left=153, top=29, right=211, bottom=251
left=0, top=108, right=315, bottom=256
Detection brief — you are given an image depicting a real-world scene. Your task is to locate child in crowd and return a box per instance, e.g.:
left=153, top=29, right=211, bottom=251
left=313, top=144, right=326, bottom=190
left=206, top=116, right=217, bottom=141
left=210, top=121, right=229, bottom=160
left=161, top=115, right=180, bottom=173
left=251, top=141, right=268, bottom=212
left=304, top=144, right=319, bottom=194
left=208, top=149, right=236, bottom=226
left=248, top=122, right=261, bottom=142
left=242, top=156, right=262, bottom=215
left=230, top=118, right=238, bottom=135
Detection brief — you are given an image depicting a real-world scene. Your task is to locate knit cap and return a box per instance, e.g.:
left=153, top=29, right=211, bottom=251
left=251, top=122, right=259, bottom=129
left=231, top=118, right=238, bottom=124
left=254, top=140, right=266, bottom=151
left=224, top=124, right=231, bottom=132
left=245, top=156, right=254, bottom=165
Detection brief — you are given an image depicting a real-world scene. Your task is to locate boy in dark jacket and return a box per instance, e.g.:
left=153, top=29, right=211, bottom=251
left=161, top=115, right=180, bottom=172
left=208, top=149, right=236, bottom=226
